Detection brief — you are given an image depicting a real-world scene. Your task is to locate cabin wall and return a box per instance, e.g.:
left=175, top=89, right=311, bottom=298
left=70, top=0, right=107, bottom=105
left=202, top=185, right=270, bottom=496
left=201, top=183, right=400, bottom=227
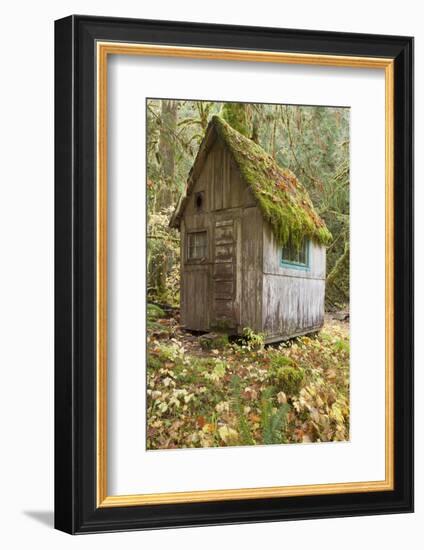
left=262, top=222, right=326, bottom=341
left=240, top=206, right=263, bottom=332
left=180, top=136, right=326, bottom=340
left=180, top=138, right=256, bottom=331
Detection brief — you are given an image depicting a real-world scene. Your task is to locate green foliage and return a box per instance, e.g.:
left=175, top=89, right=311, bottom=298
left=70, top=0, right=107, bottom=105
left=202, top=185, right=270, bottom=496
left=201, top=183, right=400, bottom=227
left=260, top=387, right=289, bottom=445
left=147, top=209, right=180, bottom=305
left=154, top=341, right=185, bottom=364
left=268, top=353, right=295, bottom=368
left=230, top=375, right=255, bottom=446
left=333, top=338, right=350, bottom=354
left=268, top=361, right=305, bottom=396
left=146, top=303, right=172, bottom=336
left=326, top=240, right=349, bottom=309
left=147, top=316, right=350, bottom=449
left=147, top=353, right=162, bottom=371
left=203, top=359, right=227, bottom=383
left=240, top=327, right=265, bottom=350
left=199, top=334, right=229, bottom=351
left=147, top=303, right=165, bottom=321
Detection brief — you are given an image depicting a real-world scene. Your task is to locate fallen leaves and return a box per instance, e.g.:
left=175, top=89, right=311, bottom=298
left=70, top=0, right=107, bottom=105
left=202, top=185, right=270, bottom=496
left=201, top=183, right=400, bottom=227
left=202, top=423, right=216, bottom=434
left=218, top=426, right=239, bottom=445
left=196, top=415, right=206, bottom=428
left=243, top=387, right=258, bottom=401
left=215, top=401, right=230, bottom=414
left=146, top=313, right=350, bottom=450
left=277, top=391, right=288, bottom=404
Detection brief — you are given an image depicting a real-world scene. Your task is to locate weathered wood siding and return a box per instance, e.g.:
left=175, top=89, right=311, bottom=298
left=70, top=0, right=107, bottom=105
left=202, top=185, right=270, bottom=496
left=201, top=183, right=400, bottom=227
left=240, top=206, right=263, bottom=332
left=180, top=137, right=254, bottom=331
left=262, top=222, right=326, bottom=341
left=212, top=215, right=240, bottom=329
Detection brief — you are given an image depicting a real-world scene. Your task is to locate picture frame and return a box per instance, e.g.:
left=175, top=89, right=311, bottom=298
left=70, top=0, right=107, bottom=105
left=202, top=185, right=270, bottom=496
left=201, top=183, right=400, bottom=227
left=54, top=15, right=414, bottom=534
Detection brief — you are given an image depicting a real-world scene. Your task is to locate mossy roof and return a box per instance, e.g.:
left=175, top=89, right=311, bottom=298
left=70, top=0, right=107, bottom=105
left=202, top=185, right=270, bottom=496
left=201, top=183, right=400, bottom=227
left=172, top=115, right=332, bottom=248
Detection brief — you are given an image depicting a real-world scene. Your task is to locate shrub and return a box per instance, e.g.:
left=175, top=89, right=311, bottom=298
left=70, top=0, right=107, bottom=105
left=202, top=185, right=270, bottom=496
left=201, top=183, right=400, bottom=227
left=147, top=303, right=165, bottom=321
left=268, top=360, right=305, bottom=396
left=199, top=333, right=229, bottom=351
left=334, top=338, right=350, bottom=354
left=147, top=353, right=162, bottom=371
left=154, top=341, right=184, bottom=363
left=269, top=353, right=295, bottom=369
left=240, top=327, right=265, bottom=350
left=203, top=359, right=227, bottom=383
left=147, top=209, right=180, bottom=307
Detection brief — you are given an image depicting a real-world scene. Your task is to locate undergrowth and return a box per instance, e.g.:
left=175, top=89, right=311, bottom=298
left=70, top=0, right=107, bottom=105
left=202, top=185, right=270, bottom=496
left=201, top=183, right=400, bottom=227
left=147, top=309, right=350, bottom=449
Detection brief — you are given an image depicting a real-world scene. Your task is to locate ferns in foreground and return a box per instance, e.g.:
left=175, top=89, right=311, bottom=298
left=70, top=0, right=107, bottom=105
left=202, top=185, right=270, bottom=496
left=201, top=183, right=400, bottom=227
left=230, top=375, right=255, bottom=446
left=260, top=387, right=290, bottom=445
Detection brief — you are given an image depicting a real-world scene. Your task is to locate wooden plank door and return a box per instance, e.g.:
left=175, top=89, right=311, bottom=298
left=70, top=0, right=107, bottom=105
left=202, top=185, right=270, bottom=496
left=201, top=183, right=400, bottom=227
left=212, top=218, right=238, bottom=330
left=182, top=267, right=210, bottom=331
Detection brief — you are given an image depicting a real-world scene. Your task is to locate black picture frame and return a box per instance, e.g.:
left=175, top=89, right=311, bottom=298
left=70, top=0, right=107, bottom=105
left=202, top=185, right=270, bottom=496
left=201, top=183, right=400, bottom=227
left=55, top=15, right=414, bottom=534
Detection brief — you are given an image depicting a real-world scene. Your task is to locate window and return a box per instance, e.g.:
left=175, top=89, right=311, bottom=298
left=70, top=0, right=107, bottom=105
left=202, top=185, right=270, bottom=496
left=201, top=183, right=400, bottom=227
left=194, top=191, right=204, bottom=211
left=281, top=240, right=309, bottom=268
left=187, top=231, right=207, bottom=260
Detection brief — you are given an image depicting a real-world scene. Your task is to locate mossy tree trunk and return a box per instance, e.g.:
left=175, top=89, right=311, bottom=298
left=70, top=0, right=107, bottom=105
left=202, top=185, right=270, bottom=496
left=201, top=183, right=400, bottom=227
left=221, top=103, right=250, bottom=138
left=158, top=100, right=178, bottom=209
left=325, top=242, right=349, bottom=309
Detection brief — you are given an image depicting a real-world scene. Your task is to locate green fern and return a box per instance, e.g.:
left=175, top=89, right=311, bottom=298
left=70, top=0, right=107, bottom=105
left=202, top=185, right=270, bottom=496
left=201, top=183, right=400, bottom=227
left=260, top=388, right=289, bottom=445
left=230, top=376, right=255, bottom=446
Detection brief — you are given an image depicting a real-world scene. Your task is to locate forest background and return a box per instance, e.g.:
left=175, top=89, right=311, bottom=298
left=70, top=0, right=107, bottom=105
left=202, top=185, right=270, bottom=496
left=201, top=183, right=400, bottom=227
left=146, top=99, right=350, bottom=311
left=146, top=100, right=350, bottom=449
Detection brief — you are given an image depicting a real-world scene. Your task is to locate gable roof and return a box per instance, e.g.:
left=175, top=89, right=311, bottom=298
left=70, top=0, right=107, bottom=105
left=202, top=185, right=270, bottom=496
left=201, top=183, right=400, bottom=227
left=170, top=115, right=331, bottom=248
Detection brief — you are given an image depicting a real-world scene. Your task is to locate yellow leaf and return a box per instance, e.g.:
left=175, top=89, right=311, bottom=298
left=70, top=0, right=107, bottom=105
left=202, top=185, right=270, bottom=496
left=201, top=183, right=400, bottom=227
left=218, top=426, right=239, bottom=445
left=330, top=403, right=344, bottom=423
left=202, top=423, right=216, bottom=434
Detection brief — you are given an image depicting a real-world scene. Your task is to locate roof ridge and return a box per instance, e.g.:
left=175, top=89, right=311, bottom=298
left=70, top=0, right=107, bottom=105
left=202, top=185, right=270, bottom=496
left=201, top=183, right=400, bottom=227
left=171, top=114, right=331, bottom=247
left=210, top=115, right=331, bottom=247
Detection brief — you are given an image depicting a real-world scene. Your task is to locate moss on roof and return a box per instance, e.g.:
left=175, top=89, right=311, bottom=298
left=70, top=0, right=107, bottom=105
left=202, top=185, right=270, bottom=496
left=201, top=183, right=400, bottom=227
left=211, top=115, right=332, bottom=248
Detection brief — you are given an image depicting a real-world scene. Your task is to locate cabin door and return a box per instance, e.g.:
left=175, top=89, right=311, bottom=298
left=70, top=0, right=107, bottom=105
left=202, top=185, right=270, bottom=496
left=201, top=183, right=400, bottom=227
left=212, top=217, right=239, bottom=331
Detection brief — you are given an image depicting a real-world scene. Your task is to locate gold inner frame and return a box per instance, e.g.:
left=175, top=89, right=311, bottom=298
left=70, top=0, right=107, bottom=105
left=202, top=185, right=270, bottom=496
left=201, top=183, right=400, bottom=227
left=96, top=42, right=395, bottom=508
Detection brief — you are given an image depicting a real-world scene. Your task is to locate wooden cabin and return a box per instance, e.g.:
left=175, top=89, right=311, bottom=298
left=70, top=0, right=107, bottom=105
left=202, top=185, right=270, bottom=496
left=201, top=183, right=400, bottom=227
left=170, top=116, right=331, bottom=343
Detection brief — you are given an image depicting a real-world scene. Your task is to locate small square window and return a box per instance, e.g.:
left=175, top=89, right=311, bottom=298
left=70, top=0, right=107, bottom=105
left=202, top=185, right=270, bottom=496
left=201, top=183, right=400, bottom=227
left=281, top=240, right=309, bottom=268
left=187, top=231, right=207, bottom=260
left=194, top=191, right=204, bottom=211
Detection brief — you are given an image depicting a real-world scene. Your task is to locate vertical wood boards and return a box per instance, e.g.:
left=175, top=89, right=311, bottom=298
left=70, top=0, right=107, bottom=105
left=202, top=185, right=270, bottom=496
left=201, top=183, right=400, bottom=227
left=180, top=138, right=251, bottom=331
left=240, top=206, right=263, bottom=332
left=262, top=222, right=326, bottom=340
left=212, top=218, right=237, bottom=328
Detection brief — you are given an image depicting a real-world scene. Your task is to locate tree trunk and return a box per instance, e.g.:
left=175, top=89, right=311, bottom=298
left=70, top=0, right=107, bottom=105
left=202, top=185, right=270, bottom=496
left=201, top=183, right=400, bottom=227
left=221, top=103, right=250, bottom=137
left=158, top=100, right=178, bottom=209
left=326, top=242, right=349, bottom=306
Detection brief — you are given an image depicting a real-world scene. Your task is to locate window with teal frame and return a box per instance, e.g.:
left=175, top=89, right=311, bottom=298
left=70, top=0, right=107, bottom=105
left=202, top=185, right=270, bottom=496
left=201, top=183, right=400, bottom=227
left=281, top=240, right=310, bottom=270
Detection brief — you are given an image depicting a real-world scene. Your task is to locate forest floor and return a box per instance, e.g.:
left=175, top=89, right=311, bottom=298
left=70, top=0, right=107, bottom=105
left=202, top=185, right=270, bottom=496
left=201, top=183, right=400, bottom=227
left=147, top=305, right=350, bottom=450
